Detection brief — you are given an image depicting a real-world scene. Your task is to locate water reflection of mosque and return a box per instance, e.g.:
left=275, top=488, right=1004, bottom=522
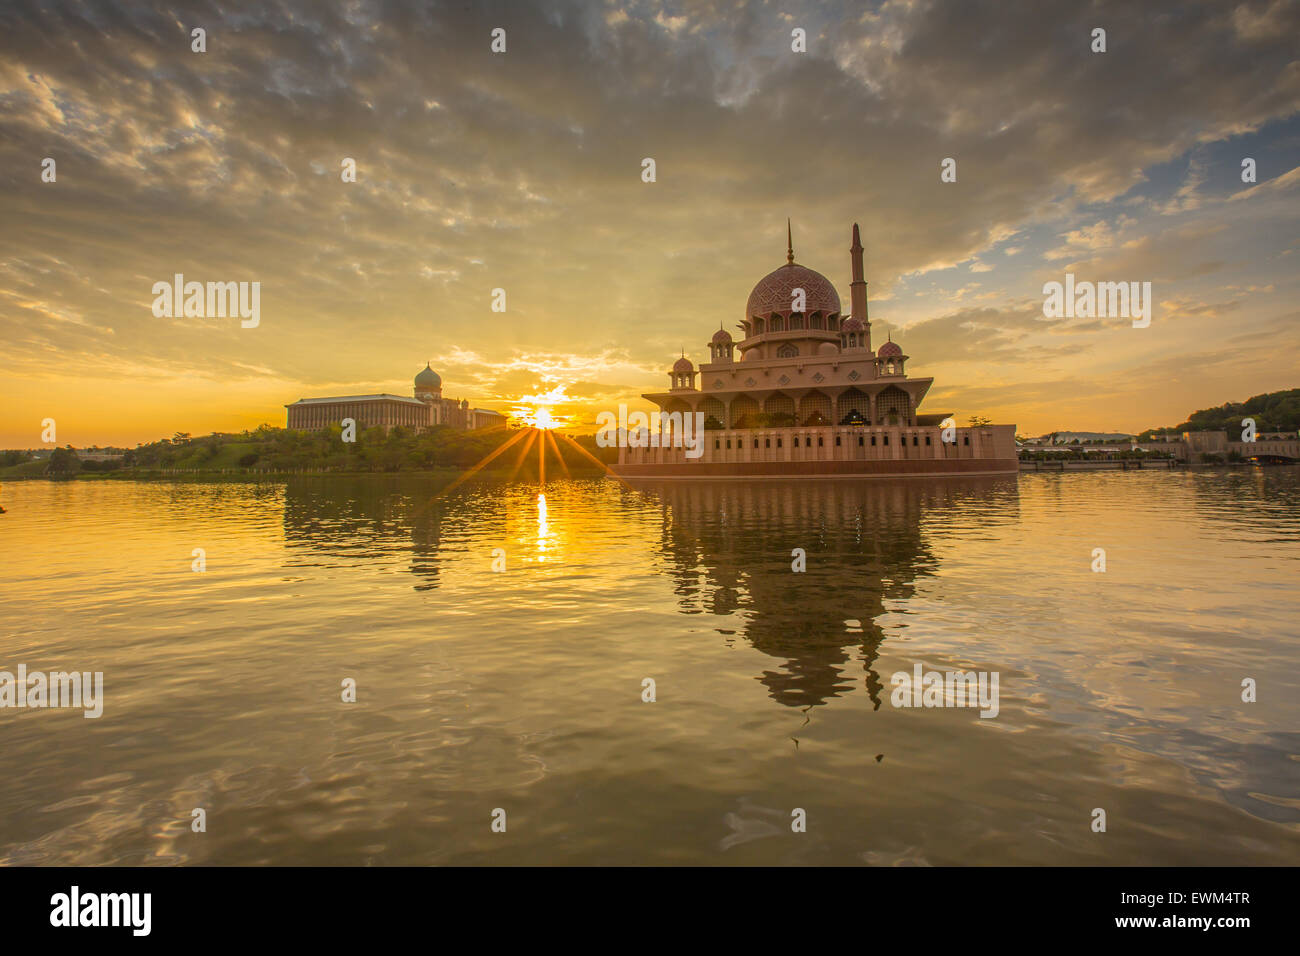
left=279, top=474, right=1020, bottom=710
left=644, top=478, right=1019, bottom=710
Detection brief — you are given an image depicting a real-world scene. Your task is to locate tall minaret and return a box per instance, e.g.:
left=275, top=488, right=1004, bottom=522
left=849, top=222, right=871, bottom=351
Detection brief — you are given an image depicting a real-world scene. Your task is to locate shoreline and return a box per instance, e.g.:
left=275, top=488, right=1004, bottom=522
left=1018, top=460, right=1297, bottom=472
left=0, top=466, right=612, bottom=483
left=4, top=461, right=1295, bottom=482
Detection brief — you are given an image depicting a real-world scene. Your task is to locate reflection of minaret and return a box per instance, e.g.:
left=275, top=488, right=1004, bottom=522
left=653, top=482, right=914, bottom=709
left=652, top=477, right=1018, bottom=710
left=849, top=222, right=871, bottom=353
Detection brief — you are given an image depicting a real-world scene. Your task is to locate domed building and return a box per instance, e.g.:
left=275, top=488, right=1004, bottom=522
left=613, top=222, right=1018, bottom=478
left=414, top=364, right=442, bottom=393
left=285, top=364, right=506, bottom=433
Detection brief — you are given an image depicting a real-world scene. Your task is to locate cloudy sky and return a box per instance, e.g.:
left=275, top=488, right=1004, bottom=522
left=2, top=0, right=1298, bottom=445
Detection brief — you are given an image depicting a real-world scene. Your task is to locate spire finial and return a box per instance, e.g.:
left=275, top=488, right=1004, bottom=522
left=787, top=218, right=794, bottom=264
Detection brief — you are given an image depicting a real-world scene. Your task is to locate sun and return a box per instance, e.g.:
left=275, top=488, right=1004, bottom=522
left=529, top=407, right=559, bottom=430
left=422, top=379, right=629, bottom=503
left=512, top=384, right=571, bottom=430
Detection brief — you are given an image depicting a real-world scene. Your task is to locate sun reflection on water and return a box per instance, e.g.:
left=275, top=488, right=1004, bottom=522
left=536, top=493, right=549, bottom=558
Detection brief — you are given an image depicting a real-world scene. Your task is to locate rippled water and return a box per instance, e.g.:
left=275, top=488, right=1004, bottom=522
left=1, top=469, right=1297, bottom=865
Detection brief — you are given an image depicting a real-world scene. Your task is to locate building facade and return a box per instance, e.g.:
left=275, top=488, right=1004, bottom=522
left=285, top=365, right=506, bottom=433
left=1026, top=431, right=1299, bottom=462
left=1171, top=430, right=1297, bottom=461
left=613, top=223, right=1019, bottom=478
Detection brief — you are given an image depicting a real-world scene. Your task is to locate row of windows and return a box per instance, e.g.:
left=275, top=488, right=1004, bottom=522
left=748, top=340, right=902, bottom=373
left=713, top=434, right=970, bottom=450
left=748, top=313, right=838, bottom=334
left=291, top=402, right=428, bottom=428
left=626, top=431, right=981, bottom=464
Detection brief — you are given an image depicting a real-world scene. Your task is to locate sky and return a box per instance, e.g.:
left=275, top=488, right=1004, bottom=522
left=1, top=0, right=1298, bottom=446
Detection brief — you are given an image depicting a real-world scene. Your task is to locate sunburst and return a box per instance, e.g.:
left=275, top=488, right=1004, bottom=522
left=418, top=383, right=630, bottom=519
left=511, top=384, right=571, bottom=430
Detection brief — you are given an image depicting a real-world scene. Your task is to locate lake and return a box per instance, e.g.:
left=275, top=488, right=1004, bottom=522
left=1, top=469, right=1297, bottom=865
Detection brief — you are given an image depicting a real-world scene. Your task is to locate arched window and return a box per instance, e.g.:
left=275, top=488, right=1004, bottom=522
left=763, top=393, right=795, bottom=427
left=700, top=397, right=725, bottom=429
left=838, top=388, right=869, bottom=425
left=878, top=386, right=910, bottom=426
left=799, top=390, right=831, bottom=425
left=730, top=396, right=760, bottom=428
left=777, top=343, right=798, bottom=359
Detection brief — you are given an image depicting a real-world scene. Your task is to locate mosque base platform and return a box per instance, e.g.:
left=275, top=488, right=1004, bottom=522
left=610, top=458, right=1021, bottom=480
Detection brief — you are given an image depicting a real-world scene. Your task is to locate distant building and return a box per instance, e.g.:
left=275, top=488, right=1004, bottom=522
left=1038, top=430, right=1299, bottom=462
left=285, top=365, right=506, bottom=433
left=1221, top=431, right=1299, bottom=461
left=467, top=408, right=506, bottom=430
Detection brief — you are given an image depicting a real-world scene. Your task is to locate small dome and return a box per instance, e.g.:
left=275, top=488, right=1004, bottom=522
left=877, top=341, right=902, bottom=358
left=841, top=316, right=864, bottom=332
left=673, top=356, right=695, bottom=373
left=415, top=364, right=442, bottom=387
left=711, top=328, right=733, bottom=344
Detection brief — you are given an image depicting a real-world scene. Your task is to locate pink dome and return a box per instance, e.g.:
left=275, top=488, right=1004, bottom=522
left=745, top=263, right=840, bottom=320
left=672, top=356, right=695, bottom=373
left=841, top=316, right=864, bottom=332
left=711, top=328, right=733, bottom=344
left=877, top=340, right=902, bottom=358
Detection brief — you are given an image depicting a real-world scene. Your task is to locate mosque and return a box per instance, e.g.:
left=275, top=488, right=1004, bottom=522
left=612, top=223, right=1019, bottom=478
left=285, top=365, right=506, bottom=433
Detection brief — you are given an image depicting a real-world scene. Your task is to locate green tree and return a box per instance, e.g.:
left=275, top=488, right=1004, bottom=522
left=47, top=446, right=82, bottom=476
